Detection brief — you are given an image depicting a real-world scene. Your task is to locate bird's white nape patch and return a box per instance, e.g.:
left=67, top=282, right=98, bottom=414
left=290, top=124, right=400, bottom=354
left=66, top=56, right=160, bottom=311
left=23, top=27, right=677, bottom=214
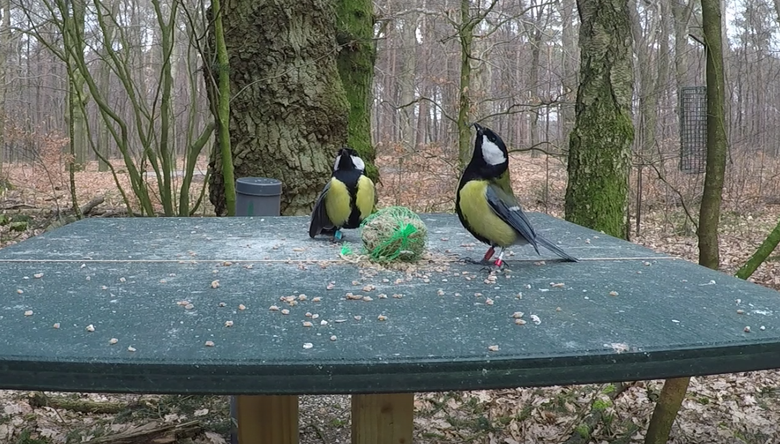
left=508, top=206, right=520, bottom=211
left=333, top=155, right=342, bottom=171
left=351, top=155, right=365, bottom=171
left=481, top=136, right=506, bottom=165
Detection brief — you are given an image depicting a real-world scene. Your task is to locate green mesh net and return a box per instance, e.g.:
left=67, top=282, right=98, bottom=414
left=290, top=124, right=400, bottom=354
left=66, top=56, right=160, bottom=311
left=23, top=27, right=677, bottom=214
left=360, top=206, right=428, bottom=262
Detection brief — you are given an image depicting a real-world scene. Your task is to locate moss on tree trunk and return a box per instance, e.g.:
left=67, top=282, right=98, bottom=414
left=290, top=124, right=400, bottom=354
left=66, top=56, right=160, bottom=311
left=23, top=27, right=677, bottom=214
left=336, top=0, right=378, bottom=183
left=205, top=0, right=349, bottom=216
left=564, top=0, right=635, bottom=239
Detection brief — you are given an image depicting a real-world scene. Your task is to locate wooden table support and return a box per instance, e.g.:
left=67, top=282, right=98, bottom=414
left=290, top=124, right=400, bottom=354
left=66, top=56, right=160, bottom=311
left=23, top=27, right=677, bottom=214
left=351, top=393, right=415, bottom=444
left=236, top=395, right=299, bottom=444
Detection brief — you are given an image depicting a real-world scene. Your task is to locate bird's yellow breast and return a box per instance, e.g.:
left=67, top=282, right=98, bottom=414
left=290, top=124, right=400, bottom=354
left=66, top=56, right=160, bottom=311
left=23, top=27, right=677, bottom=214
left=355, top=175, right=375, bottom=219
left=325, top=178, right=352, bottom=225
left=458, top=180, right=517, bottom=247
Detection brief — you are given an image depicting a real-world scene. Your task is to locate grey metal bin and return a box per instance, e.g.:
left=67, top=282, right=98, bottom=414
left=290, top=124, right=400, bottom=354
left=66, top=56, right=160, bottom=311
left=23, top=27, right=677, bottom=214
left=235, top=177, right=283, bottom=217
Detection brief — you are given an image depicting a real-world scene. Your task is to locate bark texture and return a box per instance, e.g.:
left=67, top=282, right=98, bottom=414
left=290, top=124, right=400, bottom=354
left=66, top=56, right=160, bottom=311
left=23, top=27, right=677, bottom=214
left=336, top=0, right=378, bottom=182
left=206, top=0, right=349, bottom=216
left=564, top=0, right=634, bottom=239
left=697, top=0, right=728, bottom=270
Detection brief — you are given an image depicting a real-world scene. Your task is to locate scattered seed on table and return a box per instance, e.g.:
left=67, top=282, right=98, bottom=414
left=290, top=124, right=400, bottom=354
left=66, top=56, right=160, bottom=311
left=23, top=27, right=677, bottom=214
left=244, top=264, right=254, bottom=269
left=362, top=284, right=375, bottom=292
left=512, top=311, right=524, bottom=319
left=270, top=305, right=280, bottom=311
left=185, top=304, right=195, bottom=310
left=16, top=289, right=23, bottom=294
left=219, top=302, right=227, bottom=307
left=392, top=294, right=403, bottom=299
left=298, top=294, right=308, bottom=301
left=760, top=326, right=766, bottom=331
left=86, top=324, right=95, bottom=332
left=205, top=340, right=215, bottom=347
left=394, top=278, right=403, bottom=285
left=321, top=320, right=328, bottom=326
left=305, top=312, right=313, bottom=317
left=352, top=280, right=360, bottom=286
left=33, top=273, right=43, bottom=279
left=485, top=298, right=494, bottom=305
left=211, top=280, right=220, bottom=289
left=609, top=291, right=619, bottom=297
left=128, top=346, right=136, bottom=352
left=24, top=310, right=33, bottom=316
left=377, top=315, right=387, bottom=321
left=335, top=319, right=347, bottom=323
left=326, top=283, right=335, bottom=290
left=311, top=314, right=319, bottom=319
left=238, top=304, right=246, bottom=311
left=120, top=277, right=126, bottom=283
left=330, top=335, right=337, bottom=341
left=303, top=343, right=313, bottom=349
left=556, top=307, right=562, bottom=312
left=474, top=292, right=483, bottom=297
left=52, top=323, right=60, bottom=329
left=737, top=309, right=745, bottom=314
left=744, top=326, right=751, bottom=333
left=378, top=293, right=388, bottom=299
left=109, top=338, right=118, bottom=345
left=437, top=289, right=445, bottom=296
left=281, top=309, right=290, bottom=315
left=531, top=315, right=541, bottom=325
left=303, top=321, right=313, bottom=327
left=312, top=297, right=322, bottom=302
left=362, top=296, right=373, bottom=302
left=225, top=321, right=234, bottom=327
left=382, top=278, right=389, bottom=283
left=354, top=316, right=362, bottom=321
left=551, top=282, right=565, bottom=288
left=515, top=319, right=527, bottom=325
left=488, top=345, right=499, bottom=352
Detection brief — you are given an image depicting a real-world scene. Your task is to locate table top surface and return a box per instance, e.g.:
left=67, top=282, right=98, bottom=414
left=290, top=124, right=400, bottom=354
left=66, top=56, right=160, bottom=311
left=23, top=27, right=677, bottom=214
left=0, top=213, right=778, bottom=395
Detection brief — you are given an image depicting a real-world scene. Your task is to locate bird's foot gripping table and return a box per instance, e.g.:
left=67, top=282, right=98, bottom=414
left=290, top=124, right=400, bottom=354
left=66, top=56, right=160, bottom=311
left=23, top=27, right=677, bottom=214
left=1, top=213, right=779, bottom=444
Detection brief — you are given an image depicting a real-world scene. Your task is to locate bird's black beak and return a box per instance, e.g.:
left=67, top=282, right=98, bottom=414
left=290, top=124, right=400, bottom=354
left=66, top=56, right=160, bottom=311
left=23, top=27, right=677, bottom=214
left=470, top=122, right=484, bottom=134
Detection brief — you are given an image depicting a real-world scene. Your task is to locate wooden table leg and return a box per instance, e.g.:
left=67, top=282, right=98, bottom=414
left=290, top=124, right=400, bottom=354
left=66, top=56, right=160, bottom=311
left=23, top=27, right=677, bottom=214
left=351, top=393, right=414, bottom=444
left=236, top=395, right=299, bottom=444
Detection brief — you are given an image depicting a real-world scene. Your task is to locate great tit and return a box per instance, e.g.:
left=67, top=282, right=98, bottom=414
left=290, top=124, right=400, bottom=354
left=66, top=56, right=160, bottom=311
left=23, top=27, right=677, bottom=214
left=309, top=147, right=376, bottom=240
left=455, top=123, right=578, bottom=266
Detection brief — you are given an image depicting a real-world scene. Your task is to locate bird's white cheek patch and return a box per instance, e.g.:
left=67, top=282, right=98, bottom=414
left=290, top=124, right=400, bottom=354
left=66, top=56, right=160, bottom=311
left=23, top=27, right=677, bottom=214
left=482, top=137, right=506, bottom=165
left=333, top=155, right=342, bottom=171
left=351, top=155, right=365, bottom=171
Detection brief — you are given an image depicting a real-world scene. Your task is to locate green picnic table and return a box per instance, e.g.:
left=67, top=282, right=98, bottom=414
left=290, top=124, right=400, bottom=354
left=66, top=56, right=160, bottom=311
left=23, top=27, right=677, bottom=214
left=0, top=213, right=778, bottom=444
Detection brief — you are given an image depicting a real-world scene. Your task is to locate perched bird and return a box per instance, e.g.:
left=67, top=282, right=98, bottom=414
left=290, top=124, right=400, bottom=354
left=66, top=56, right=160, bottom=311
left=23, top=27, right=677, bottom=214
left=455, top=123, right=578, bottom=266
left=309, top=147, right=376, bottom=240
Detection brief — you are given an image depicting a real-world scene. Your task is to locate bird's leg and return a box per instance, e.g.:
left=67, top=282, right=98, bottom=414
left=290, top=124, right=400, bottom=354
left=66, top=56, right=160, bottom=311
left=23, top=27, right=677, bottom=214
left=463, top=246, right=495, bottom=265
left=493, top=248, right=506, bottom=267
left=332, top=229, right=344, bottom=242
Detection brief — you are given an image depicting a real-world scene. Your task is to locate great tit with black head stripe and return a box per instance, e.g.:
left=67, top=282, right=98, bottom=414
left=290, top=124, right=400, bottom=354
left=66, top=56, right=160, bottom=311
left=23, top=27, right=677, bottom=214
left=309, top=146, right=376, bottom=241
left=455, top=123, right=578, bottom=267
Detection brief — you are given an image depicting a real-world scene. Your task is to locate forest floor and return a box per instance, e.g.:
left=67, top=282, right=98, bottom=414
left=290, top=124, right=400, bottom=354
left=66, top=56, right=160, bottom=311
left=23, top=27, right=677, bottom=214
left=1, top=151, right=780, bottom=444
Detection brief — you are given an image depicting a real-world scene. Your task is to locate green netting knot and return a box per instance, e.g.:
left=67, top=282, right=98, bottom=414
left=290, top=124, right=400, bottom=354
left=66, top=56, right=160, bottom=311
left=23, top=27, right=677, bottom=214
left=360, top=206, right=427, bottom=263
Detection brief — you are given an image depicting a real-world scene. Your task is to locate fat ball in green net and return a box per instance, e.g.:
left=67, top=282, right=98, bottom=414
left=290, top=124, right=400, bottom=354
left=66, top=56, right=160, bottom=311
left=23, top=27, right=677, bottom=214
left=360, top=206, right=427, bottom=262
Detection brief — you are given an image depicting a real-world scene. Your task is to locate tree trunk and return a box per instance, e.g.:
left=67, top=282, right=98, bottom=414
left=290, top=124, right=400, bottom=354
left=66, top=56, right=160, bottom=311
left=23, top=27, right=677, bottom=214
left=697, top=0, right=728, bottom=270
left=336, top=0, right=379, bottom=183
left=70, top=0, right=89, bottom=170
left=0, top=0, right=9, bottom=177
left=564, top=0, right=634, bottom=239
left=205, top=0, right=350, bottom=216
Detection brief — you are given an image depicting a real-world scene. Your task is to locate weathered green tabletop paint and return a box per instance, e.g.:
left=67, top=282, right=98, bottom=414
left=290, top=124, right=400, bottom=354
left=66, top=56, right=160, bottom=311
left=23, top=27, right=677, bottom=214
left=0, top=213, right=777, bottom=395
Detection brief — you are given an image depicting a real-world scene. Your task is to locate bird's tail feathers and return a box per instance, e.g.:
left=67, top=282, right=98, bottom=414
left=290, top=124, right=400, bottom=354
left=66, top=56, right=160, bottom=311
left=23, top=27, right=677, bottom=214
left=536, top=235, right=578, bottom=262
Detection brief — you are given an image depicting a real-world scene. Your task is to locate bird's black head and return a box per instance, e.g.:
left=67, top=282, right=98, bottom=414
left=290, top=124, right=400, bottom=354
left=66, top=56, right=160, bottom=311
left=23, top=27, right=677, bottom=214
left=333, top=146, right=366, bottom=172
left=467, top=123, right=508, bottom=176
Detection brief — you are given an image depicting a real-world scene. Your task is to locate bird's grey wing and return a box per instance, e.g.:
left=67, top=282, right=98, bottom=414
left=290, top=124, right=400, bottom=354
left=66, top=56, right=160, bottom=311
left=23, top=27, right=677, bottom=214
left=308, top=181, right=334, bottom=238
left=485, top=184, right=539, bottom=253
left=486, top=184, right=578, bottom=262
